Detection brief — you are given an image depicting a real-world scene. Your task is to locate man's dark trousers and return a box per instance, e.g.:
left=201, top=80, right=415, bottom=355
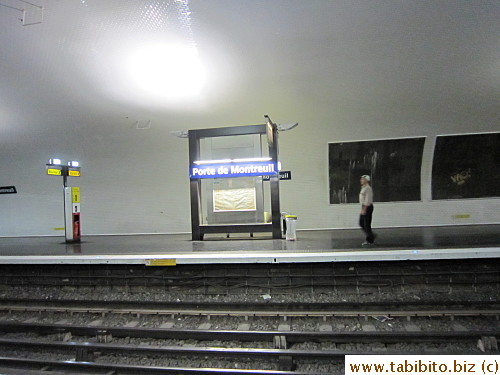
left=359, top=205, right=375, bottom=244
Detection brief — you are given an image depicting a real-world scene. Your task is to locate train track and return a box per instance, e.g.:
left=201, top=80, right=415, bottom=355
left=0, top=299, right=498, bottom=373
left=0, top=320, right=497, bottom=345
left=0, top=320, right=497, bottom=374
left=0, top=259, right=498, bottom=373
left=1, top=298, right=499, bottom=317
left=0, top=357, right=313, bottom=375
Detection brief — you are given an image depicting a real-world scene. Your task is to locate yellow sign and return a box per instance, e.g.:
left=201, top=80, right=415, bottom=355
left=146, top=259, right=177, bottom=266
left=68, top=170, right=80, bottom=177
left=72, top=187, right=80, bottom=203
left=47, top=168, right=62, bottom=176
left=452, top=214, right=471, bottom=219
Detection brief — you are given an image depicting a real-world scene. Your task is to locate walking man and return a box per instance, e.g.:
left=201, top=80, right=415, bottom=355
left=359, top=175, right=376, bottom=246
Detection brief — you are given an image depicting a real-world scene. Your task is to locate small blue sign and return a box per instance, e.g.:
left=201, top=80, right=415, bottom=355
left=190, top=162, right=278, bottom=179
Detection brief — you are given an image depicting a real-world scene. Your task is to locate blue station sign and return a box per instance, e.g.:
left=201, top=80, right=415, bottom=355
left=190, top=161, right=278, bottom=179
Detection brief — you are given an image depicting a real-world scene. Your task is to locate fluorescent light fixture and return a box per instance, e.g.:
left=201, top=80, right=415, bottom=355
left=68, top=161, right=79, bottom=167
left=277, top=122, right=299, bottom=131
left=233, top=157, right=272, bottom=163
left=193, top=157, right=272, bottom=165
left=48, top=158, right=62, bottom=165
left=193, top=159, right=231, bottom=165
left=170, top=130, right=189, bottom=138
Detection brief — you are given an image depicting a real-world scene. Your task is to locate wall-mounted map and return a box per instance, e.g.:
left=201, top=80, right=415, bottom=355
left=329, top=138, right=425, bottom=204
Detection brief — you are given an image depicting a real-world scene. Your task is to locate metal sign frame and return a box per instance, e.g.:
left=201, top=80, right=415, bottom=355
left=188, top=121, right=281, bottom=240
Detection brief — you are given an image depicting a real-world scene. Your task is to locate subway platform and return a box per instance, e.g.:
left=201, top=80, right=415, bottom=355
left=0, top=225, right=498, bottom=265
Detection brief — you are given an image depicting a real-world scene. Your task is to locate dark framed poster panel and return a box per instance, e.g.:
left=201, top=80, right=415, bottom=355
left=432, top=133, right=500, bottom=200
left=329, top=138, right=425, bottom=204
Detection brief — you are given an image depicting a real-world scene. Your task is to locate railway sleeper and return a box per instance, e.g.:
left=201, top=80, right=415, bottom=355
left=273, top=335, right=296, bottom=371
left=75, top=347, right=95, bottom=362
left=279, top=355, right=294, bottom=371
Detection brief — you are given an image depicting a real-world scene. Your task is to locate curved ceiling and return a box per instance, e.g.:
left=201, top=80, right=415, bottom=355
left=1, top=0, right=498, bottom=147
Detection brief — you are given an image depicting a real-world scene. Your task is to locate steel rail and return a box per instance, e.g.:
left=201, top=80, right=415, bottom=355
left=2, top=305, right=500, bottom=317
left=0, top=321, right=497, bottom=344
left=0, top=298, right=499, bottom=317
left=0, top=356, right=314, bottom=375
left=2, top=298, right=499, bottom=310
left=0, top=338, right=488, bottom=358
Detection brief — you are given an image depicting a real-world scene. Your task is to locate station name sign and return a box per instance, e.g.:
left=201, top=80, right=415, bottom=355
left=190, top=162, right=278, bottom=179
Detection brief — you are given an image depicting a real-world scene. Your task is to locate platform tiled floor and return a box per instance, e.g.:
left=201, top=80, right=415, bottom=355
left=0, top=225, right=498, bottom=265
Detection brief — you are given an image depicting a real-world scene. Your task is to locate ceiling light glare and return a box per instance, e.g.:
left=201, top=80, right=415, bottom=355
left=127, top=43, right=206, bottom=101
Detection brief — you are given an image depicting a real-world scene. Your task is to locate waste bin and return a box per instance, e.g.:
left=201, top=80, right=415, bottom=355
left=281, top=212, right=288, bottom=235
left=284, top=215, right=297, bottom=241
